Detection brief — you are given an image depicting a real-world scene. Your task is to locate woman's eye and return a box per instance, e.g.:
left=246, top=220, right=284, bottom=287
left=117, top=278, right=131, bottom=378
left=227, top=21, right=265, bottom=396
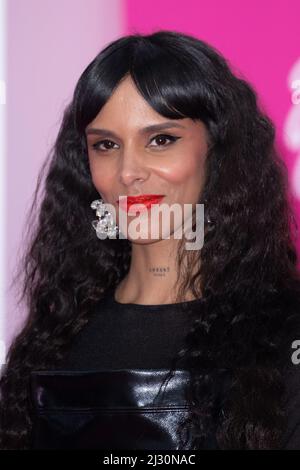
left=91, top=139, right=118, bottom=152
left=90, top=134, right=180, bottom=153
left=149, top=134, right=180, bottom=148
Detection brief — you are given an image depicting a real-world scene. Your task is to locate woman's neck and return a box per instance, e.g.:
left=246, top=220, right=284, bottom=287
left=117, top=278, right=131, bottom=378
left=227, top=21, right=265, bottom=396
left=114, top=238, right=200, bottom=305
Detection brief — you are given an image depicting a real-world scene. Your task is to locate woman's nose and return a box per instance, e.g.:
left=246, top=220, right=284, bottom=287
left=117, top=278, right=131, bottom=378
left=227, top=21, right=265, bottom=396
left=118, top=149, right=150, bottom=187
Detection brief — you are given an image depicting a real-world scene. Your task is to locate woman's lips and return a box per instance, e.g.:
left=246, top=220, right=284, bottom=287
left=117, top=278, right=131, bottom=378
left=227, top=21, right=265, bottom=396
left=116, top=195, right=165, bottom=213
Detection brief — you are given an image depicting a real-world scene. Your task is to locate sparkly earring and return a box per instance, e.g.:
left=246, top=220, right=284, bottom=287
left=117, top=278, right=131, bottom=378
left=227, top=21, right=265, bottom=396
left=90, top=198, right=119, bottom=238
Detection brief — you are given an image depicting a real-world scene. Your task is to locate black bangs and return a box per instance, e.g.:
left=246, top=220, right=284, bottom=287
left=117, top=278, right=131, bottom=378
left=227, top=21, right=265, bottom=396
left=130, top=36, right=215, bottom=125
left=72, top=33, right=217, bottom=135
left=72, top=39, right=135, bottom=133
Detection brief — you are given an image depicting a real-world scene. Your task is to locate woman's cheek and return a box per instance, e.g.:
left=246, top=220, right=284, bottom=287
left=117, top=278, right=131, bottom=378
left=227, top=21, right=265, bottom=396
left=155, top=157, right=201, bottom=184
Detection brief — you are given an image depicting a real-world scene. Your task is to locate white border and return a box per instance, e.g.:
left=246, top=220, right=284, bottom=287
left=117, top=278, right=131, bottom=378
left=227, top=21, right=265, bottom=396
left=0, top=0, right=7, bottom=365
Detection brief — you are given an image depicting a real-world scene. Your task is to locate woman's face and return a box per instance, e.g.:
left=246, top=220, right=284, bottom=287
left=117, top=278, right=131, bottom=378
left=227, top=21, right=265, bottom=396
left=86, top=75, right=209, bottom=243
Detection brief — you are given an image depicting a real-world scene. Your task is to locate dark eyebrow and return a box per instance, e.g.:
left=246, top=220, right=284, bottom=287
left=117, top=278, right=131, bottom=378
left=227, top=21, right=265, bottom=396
left=85, top=121, right=186, bottom=138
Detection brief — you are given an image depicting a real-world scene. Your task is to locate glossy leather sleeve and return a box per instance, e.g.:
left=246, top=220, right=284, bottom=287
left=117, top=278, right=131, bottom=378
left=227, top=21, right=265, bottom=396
left=29, top=368, right=196, bottom=450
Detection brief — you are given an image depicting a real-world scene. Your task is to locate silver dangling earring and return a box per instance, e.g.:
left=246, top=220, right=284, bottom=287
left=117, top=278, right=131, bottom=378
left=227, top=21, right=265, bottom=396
left=90, top=198, right=119, bottom=239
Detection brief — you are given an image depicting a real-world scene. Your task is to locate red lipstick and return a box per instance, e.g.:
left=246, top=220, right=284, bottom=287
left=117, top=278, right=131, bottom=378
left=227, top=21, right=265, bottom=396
left=117, top=195, right=165, bottom=213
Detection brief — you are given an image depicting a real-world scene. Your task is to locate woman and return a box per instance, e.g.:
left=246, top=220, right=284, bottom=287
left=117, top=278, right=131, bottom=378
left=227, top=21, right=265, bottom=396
left=1, top=30, right=300, bottom=450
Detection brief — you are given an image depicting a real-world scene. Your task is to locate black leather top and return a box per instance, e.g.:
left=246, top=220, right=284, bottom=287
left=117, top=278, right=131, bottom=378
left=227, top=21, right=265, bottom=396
left=29, top=289, right=205, bottom=449
left=29, top=368, right=199, bottom=450
left=28, top=288, right=300, bottom=449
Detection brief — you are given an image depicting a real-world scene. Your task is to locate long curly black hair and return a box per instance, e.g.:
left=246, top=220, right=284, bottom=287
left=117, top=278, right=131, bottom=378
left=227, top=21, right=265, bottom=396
left=1, top=30, right=300, bottom=450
